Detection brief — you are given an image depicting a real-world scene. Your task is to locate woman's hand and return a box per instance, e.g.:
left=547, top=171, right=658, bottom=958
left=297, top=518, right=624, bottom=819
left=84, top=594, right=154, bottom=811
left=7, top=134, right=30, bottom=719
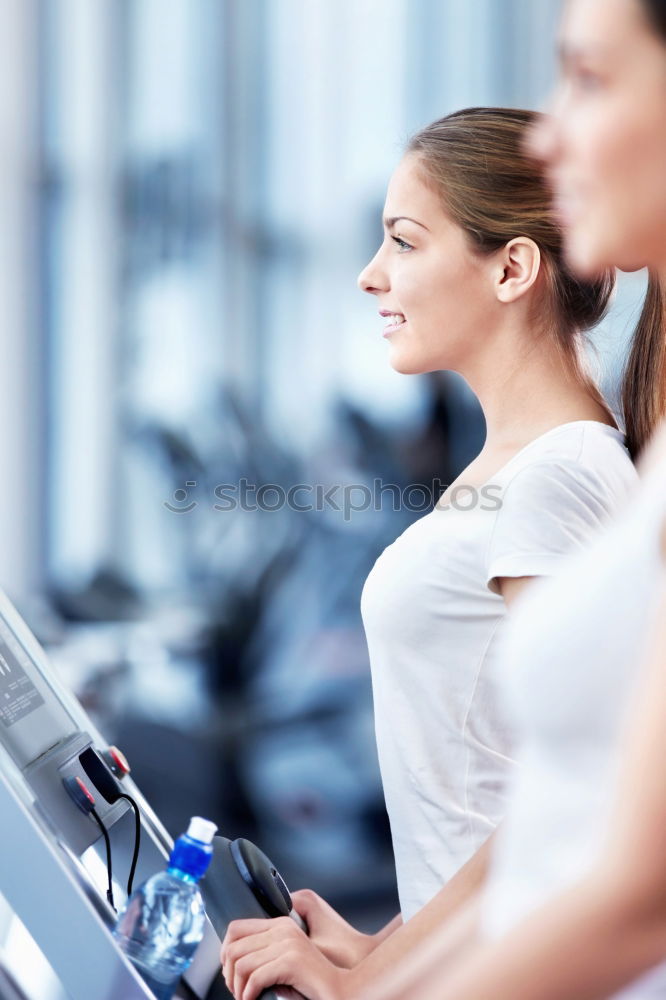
left=221, top=916, right=348, bottom=1000
left=290, top=889, right=378, bottom=969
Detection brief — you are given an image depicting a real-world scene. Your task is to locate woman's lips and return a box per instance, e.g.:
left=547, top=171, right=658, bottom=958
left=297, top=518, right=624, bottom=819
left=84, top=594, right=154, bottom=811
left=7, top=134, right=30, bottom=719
left=379, top=310, right=407, bottom=336
left=383, top=318, right=406, bottom=336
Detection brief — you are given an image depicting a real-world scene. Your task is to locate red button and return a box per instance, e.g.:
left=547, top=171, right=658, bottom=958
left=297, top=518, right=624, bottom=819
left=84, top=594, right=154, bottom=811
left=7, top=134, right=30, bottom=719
left=105, top=746, right=130, bottom=777
left=109, top=747, right=130, bottom=775
left=63, top=775, right=96, bottom=814
left=76, top=776, right=96, bottom=805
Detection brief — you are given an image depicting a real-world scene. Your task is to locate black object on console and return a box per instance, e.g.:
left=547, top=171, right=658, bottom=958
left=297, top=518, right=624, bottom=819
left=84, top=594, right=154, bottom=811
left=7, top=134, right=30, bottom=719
left=201, top=836, right=306, bottom=1000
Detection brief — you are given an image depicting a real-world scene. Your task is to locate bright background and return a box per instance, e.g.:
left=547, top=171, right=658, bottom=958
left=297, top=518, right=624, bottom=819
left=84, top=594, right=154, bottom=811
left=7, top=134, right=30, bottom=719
left=0, top=0, right=647, bottom=943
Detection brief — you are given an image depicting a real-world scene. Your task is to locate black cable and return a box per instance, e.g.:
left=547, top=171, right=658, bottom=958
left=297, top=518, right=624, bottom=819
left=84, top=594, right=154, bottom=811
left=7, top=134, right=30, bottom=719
left=118, top=793, right=142, bottom=897
left=91, top=807, right=115, bottom=911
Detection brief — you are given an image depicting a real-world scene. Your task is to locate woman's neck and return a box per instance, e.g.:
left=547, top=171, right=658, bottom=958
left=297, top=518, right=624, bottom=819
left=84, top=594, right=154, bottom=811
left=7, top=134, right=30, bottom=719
left=458, top=325, right=615, bottom=454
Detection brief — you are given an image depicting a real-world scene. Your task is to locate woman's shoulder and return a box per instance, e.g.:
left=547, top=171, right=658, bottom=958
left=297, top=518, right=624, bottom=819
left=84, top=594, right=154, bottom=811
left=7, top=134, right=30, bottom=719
left=577, top=420, right=638, bottom=485
left=505, top=420, right=638, bottom=496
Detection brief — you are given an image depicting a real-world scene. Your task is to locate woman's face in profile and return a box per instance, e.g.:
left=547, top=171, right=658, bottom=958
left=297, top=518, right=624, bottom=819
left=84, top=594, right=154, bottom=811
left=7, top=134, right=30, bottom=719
left=357, top=154, right=495, bottom=378
left=530, top=0, right=666, bottom=278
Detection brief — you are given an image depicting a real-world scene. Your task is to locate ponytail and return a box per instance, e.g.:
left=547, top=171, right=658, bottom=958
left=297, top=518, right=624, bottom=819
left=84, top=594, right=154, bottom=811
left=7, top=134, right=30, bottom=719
left=621, top=272, right=666, bottom=459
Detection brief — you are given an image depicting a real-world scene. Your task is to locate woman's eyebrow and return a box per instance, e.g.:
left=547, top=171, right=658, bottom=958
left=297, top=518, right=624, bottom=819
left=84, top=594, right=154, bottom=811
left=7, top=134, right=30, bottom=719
left=384, top=215, right=430, bottom=231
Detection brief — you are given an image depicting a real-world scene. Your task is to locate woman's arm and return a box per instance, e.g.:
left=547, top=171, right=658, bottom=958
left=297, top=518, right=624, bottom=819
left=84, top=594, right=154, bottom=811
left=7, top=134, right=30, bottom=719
left=360, top=896, right=482, bottom=1000
left=221, top=575, right=536, bottom=1000
left=399, top=871, right=666, bottom=1000
left=344, top=833, right=493, bottom=994
left=495, top=574, right=537, bottom=607
left=374, top=574, right=666, bottom=1000
left=221, top=834, right=494, bottom=1000
left=289, top=890, right=402, bottom=969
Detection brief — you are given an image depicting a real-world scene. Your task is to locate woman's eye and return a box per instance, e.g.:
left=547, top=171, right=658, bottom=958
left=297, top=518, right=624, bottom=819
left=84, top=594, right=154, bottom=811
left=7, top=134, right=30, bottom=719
left=391, top=235, right=413, bottom=252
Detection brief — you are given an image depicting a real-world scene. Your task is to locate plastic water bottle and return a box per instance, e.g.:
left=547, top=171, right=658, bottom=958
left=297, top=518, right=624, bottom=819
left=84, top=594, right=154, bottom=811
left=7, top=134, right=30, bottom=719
left=114, top=816, right=218, bottom=1000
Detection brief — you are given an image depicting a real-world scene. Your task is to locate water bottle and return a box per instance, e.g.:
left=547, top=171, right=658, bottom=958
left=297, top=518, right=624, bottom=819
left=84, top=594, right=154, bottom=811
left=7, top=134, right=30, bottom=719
left=114, top=816, right=218, bottom=1000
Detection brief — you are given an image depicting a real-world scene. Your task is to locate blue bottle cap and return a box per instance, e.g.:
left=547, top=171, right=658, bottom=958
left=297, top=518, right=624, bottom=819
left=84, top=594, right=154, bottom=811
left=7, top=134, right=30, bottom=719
left=168, top=816, right=217, bottom=881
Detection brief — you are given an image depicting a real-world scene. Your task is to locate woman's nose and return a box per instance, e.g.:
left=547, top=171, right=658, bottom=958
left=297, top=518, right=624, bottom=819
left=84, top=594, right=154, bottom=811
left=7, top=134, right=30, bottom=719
left=357, top=250, right=388, bottom=295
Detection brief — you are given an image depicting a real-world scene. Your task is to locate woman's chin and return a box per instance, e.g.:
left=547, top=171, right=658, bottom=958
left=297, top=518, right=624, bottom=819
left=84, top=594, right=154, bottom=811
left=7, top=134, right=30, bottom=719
left=564, top=229, right=621, bottom=281
left=389, top=355, right=427, bottom=375
left=563, top=241, right=605, bottom=280
left=389, top=351, right=446, bottom=376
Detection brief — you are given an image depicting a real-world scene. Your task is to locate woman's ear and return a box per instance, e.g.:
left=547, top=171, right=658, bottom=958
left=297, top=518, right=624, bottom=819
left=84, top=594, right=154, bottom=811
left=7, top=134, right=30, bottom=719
left=494, top=237, right=541, bottom=303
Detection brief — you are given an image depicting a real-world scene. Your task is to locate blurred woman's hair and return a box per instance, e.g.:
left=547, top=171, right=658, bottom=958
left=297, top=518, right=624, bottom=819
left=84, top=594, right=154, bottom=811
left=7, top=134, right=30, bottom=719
left=407, top=107, right=616, bottom=434
left=621, top=275, right=664, bottom=461
left=619, top=0, right=666, bottom=458
left=642, top=0, right=666, bottom=38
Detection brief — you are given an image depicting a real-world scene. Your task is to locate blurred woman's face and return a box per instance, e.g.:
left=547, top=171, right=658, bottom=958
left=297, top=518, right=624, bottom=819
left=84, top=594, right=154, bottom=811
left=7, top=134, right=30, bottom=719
left=530, top=0, right=666, bottom=277
left=357, top=154, right=495, bottom=376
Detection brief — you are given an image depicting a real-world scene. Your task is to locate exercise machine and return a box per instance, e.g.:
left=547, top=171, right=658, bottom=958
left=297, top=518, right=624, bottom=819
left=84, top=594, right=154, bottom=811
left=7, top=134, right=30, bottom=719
left=0, top=591, right=305, bottom=1000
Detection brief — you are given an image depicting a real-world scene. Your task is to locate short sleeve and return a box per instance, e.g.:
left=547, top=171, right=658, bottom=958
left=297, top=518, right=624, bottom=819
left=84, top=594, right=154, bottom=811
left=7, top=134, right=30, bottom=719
left=484, top=459, right=623, bottom=595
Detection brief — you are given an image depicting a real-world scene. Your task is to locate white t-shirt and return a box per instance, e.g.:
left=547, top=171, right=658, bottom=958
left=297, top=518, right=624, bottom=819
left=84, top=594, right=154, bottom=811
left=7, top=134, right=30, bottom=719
left=481, top=447, right=666, bottom=999
left=360, top=420, right=637, bottom=919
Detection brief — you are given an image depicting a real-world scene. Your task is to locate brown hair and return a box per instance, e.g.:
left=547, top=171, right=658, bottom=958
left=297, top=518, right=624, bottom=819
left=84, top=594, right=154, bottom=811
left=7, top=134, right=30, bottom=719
left=641, top=0, right=666, bottom=39
left=621, top=273, right=666, bottom=458
left=406, top=107, right=616, bottom=428
left=619, top=3, right=666, bottom=458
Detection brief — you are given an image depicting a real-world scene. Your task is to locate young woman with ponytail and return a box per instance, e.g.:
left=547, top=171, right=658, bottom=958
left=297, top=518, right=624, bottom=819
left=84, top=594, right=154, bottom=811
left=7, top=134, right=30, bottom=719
left=218, top=105, right=640, bottom=1000
left=346, top=1, right=666, bottom=998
